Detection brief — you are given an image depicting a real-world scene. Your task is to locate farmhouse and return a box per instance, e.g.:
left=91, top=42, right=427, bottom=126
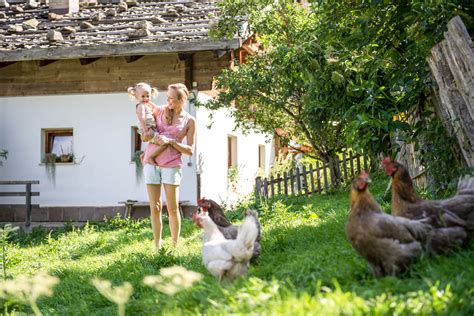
left=0, top=0, right=274, bottom=222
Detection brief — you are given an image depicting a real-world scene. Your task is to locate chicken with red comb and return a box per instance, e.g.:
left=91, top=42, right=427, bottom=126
left=382, top=157, right=473, bottom=235
left=346, top=172, right=433, bottom=277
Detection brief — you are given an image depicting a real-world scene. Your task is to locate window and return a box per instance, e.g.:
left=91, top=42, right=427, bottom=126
left=258, top=145, right=266, bottom=171
left=131, top=126, right=143, bottom=162
left=42, top=128, right=74, bottom=163
left=227, top=135, right=237, bottom=168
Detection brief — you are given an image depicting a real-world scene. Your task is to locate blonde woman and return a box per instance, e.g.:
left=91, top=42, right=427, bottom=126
left=142, top=83, right=196, bottom=249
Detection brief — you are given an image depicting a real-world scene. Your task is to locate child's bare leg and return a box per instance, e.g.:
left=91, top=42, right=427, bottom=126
left=148, top=145, right=167, bottom=166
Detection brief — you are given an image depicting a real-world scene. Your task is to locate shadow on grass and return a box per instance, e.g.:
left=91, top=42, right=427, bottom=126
left=12, top=217, right=197, bottom=251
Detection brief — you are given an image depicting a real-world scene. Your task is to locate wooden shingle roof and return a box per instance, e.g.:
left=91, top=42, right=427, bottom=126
left=0, top=0, right=243, bottom=62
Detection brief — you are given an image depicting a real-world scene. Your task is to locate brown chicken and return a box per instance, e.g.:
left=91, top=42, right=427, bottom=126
left=347, top=172, right=434, bottom=277
left=197, top=198, right=262, bottom=260
left=382, top=157, right=474, bottom=232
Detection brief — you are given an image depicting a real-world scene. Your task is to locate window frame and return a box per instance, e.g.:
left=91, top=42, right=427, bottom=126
left=42, top=128, right=74, bottom=164
left=258, top=144, right=266, bottom=171
left=227, top=135, right=237, bottom=168
left=131, top=126, right=143, bottom=162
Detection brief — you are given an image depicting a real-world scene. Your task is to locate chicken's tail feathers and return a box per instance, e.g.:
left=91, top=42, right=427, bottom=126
left=237, top=214, right=259, bottom=250
left=457, top=175, right=474, bottom=194
left=406, top=219, right=433, bottom=243
left=245, top=208, right=262, bottom=242
left=428, top=226, right=467, bottom=255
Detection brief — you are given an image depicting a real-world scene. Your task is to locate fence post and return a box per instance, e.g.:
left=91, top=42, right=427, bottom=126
left=316, top=162, right=322, bottom=193
left=328, top=158, right=337, bottom=188
left=322, top=159, right=329, bottom=191
left=363, top=155, right=369, bottom=172
left=302, top=165, right=309, bottom=196
left=263, top=178, right=269, bottom=199
left=277, top=173, right=282, bottom=195
left=25, top=183, right=32, bottom=227
left=342, top=152, right=348, bottom=183
left=270, top=175, right=275, bottom=197
left=283, top=171, right=288, bottom=196
left=349, top=151, right=354, bottom=178
left=309, top=164, right=315, bottom=194
left=295, top=167, right=301, bottom=195
left=255, top=176, right=263, bottom=199
left=289, top=170, right=295, bottom=195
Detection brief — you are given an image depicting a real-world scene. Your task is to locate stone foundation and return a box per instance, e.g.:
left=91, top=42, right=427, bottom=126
left=0, top=205, right=197, bottom=222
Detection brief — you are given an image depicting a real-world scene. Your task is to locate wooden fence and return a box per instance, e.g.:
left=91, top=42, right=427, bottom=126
left=0, top=180, right=40, bottom=227
left=255, top=152, right=369, bottom=199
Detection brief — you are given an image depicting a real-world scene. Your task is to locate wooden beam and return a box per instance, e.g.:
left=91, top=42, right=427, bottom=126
left=0, top=39, right=242, bottom=62
left=79, top=57, right=101, bottom=65
left=178, top=53, right=194, bottom=90
left=0, top=62, right=17, bottom=68
left=39, top=60, right=57, bottom=67
left=124, top=55, right=144, bottom=63
left=0, top=180, right=40, bottom=185
left=213, top=50, right=228, bottom=59
left=0, top=192, right=40, bottom=197
left=0, top=61, right=16, bottom=68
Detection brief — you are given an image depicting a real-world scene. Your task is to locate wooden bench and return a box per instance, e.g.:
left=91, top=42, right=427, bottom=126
left=118, top=200, right=191, bottom=218
left=0, top=180, right=40, bottom=227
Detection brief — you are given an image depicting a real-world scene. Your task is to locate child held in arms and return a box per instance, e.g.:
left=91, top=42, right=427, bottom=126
left=128, top=82, right=165, bottom=165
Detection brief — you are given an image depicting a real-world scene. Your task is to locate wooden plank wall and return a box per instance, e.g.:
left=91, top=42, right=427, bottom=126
left=0, top=51, right=231, bottom=96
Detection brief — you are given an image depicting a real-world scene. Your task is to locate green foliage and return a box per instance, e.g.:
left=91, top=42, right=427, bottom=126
left=268, top=154, right=295, bottom=178
left=412, top=113, right=464, bottom=196
left=209, top=2, right=347, bottom=162
left=4, top=175, right=474, bottom=314
left=210, top=0, right=473, bottom=189
left=0, top=224, right=19, bottom=280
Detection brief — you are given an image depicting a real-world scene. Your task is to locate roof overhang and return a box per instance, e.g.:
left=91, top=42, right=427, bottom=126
left=0, top=38, right=242, bottom=62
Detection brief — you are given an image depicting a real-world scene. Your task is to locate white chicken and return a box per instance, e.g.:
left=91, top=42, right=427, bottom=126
left=193, top=209, right=259, bottom=282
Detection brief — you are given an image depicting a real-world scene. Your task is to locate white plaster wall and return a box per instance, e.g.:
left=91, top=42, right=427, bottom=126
left=0, top=92, right=273, bottom=207
left=0, top=93, right=197, bottom=206
left=195, top=93, right=273, bottom=204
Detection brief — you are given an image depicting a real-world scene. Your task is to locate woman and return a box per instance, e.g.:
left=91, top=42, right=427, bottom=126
left=142, top=83, right=196, bottom=249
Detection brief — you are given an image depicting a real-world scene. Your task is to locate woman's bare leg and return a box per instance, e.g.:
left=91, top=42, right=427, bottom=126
left=146, top=184, right=163, bottom=249
left=163, top=184, right=180, bottom=246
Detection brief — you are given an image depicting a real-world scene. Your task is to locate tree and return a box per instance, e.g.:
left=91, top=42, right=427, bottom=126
left=208, top=3, right=350, bottom=181
left=208, top=0, right=472, bottom=187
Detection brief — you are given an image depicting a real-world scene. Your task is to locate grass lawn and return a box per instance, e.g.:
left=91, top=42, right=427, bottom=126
left=4, top=173, right=474, bottom=315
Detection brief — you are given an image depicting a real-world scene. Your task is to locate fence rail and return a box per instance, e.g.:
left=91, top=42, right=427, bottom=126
left=255, top=151, right=368, bottom=199
left=0, top=180, right=40, bottom=227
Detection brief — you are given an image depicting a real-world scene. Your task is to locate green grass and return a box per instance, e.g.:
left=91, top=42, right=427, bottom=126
left=4, top=173, right=474, bottom=315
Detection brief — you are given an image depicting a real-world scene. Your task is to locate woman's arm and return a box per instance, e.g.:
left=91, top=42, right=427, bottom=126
left=169, top=117, right=195, bottom=156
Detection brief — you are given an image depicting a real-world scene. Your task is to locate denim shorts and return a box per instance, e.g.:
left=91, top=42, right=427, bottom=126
left=143, top=164, right=182, bottom=185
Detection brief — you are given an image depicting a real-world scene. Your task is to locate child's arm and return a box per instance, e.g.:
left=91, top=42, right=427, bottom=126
left=136, top=103, right=149, bottom=134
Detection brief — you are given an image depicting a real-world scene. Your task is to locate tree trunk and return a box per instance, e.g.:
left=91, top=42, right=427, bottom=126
left=321, top=152, right=341, bottom=187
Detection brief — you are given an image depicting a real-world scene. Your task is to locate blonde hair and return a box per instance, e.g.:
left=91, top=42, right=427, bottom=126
left=127, top=82, right=158, bottom=101
left=165, top=83, right=189, bottom=125
left=168, top=83, right=189, bottom=101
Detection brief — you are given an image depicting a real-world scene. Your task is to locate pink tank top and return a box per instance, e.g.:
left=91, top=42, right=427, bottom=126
left=144, top=106, right=191, bottom=168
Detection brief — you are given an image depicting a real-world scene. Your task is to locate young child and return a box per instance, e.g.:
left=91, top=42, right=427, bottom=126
left=128, top=82, right=166, bottom=166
